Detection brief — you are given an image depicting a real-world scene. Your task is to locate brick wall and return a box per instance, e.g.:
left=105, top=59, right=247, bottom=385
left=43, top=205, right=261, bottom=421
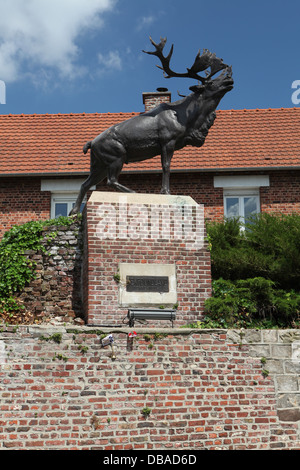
left=261, top=170, right=300, bottom=215
left=143, top=90, right=172, bottom=112
left=82, top=192, right=212, bottom=326
left=99, top=169, right=300, bottom=222
left=0, top=325, right=299, bottom=450
left=0, top=177, right=51, bottom=236
left=110, top=172, right=224, bottom=222
left=0, top=170, right=299, bottom=239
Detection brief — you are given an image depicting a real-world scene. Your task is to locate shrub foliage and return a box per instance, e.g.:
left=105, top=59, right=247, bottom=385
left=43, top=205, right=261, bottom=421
left=203, top=277, right=300, bottom=328
left=206, top=213, right=300, bottom=289
left=203, top=214, right=300, bottom=328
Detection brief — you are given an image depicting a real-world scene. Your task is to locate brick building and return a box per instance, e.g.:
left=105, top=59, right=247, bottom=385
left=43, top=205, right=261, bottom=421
left=0, top=90, right=299, bottom=237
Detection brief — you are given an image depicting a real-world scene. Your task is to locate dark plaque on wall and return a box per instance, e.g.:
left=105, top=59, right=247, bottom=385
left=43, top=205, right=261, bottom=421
left=126, top=276, right=169, bottom=293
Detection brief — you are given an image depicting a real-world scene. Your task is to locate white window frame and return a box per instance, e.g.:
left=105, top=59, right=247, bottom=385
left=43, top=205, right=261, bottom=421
left=41, top=178, right=95, bottom=219
left=223, top=188, right=260, bottom=224
left=213, top=175, right=270, bottom=226
left=50, top=193, right=84, bottom=219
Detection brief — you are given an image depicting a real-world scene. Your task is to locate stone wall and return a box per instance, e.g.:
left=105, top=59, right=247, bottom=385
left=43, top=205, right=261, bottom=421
left=1, top=198, right=300, bottom=451
left=0, top=325, right=299, bottom=450
left=15, top=217, right=84, bottom=325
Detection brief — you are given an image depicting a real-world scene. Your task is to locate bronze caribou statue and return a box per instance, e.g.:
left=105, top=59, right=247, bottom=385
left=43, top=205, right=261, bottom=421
left=70, top=37, right=233, bottom=215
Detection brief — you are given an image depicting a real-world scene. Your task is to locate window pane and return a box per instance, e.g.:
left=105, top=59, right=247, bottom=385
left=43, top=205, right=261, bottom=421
left=226, top=197, right=239, bottom=218
left=244, top=196, right=259, bottom=222
left=72, top=202, right=85, bottom=213
left=55, top=203, right=68, bottom=218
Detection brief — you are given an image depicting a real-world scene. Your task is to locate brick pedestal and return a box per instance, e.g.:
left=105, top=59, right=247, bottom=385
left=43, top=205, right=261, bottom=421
left=82, top=191, right=212, bottom=327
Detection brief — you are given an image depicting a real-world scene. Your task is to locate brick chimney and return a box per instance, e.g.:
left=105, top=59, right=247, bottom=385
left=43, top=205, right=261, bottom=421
left=142, top=88, right=171, bottom=112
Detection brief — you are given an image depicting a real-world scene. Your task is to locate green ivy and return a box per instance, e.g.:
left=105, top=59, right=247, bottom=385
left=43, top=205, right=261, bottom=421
left=0, top=216, right=78, bottom=318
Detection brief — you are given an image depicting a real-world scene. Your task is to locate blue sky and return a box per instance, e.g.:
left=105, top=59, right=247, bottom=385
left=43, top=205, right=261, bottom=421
left=0, top=0, right=300, bottom=115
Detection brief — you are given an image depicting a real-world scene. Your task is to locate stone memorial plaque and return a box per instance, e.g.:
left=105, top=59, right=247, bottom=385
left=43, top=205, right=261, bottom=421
left=118, top=263, right=177, bottom=307
left=126, top=276, right=169, bottom=293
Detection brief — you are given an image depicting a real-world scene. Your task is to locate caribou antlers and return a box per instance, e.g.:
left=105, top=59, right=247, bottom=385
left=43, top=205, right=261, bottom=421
left=143, top=36, right=227, bottom=84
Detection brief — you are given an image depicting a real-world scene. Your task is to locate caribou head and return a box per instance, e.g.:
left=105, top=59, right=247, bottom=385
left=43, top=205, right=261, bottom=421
left=143, top=36, right=233, bottom=103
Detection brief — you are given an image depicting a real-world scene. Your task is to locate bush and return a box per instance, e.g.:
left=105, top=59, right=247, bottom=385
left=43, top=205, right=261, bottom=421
left=206, top=213, right=300, bottom=290
left=203, top=214, right=300, bottom=328
left=203, top=278, right=300, bottom=328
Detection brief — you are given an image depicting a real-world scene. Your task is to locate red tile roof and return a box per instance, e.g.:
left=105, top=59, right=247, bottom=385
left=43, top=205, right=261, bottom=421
left=0, top=108, right=299, bottom=176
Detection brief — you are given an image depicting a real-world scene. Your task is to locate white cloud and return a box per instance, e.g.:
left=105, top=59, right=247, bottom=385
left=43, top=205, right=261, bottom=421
left=0, top=0, right=116, bottom=83
left=136, top=15, right=156, bottom=32
left=98, top=50, right=122, bottom=71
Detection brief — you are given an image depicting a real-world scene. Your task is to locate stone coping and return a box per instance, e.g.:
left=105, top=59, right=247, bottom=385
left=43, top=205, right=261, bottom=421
left=88, top=191, right=199, bottom=206
left=2, top=324, right=299, bottom=342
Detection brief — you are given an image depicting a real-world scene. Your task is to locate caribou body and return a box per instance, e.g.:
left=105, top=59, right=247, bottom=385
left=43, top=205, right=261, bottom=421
left=70, top=37, right=233, bottom=215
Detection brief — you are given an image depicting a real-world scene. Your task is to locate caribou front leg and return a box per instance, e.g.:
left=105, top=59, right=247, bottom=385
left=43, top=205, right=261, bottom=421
left=160, top=145, right=174, bottom=194
left=69, top=165, right=107, bottom=215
